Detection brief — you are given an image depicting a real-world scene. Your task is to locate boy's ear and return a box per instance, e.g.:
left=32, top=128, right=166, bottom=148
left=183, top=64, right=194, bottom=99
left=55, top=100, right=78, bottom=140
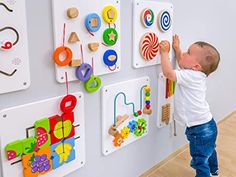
left=192, top=64, right=202, bottom=71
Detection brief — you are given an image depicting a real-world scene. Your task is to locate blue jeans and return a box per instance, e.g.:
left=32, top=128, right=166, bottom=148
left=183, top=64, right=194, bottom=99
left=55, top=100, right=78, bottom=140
left=185, top=118, right=218, bottom=177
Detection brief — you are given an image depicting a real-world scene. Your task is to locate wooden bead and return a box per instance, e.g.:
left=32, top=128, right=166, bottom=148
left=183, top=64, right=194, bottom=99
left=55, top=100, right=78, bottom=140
left=143, top=107, right=152, bottom=115
left=138, top=110, right=142, bottom=115
left=69, top=59, right=81, bottom=67
left=68, top=32, right=80, bottom=43
left=108, top=126, right=119, bottom=137
left=88, top=43, right=99, bottom=52
left=146, top=104, right=151, bottom=109
left=67, top=7, right=79, bottom=19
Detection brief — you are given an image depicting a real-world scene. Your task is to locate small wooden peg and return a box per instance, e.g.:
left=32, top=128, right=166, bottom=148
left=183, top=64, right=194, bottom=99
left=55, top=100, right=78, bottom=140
left=67, top=7, right=79, bottom=19
left=108, top=126, right=119, bottom=137
left=90, top=18, right=98, bottom=27
left=143, top=107, right=152, bottom=115
left=68, top=32, right=80, bottom=43
left=88, top=43, right=99, bottom=52
left=69, top=59, right=81, bottom=67
left=107, top=9, right=115, bottom=19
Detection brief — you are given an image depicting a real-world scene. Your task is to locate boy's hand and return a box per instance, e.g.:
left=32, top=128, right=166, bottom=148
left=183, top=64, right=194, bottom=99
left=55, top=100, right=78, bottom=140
left=159, top=40, right=170, bottom=55
left=173, top=34, right=180, bottom=51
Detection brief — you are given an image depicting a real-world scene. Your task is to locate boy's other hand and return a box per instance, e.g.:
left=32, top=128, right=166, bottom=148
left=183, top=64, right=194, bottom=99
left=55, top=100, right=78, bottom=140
left=173, top=34, right=180, bottom=51
left=160, top=40, right=170, bottom=55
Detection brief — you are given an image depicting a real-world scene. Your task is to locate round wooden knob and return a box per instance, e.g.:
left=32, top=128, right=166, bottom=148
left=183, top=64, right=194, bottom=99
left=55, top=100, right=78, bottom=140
left=67, top=7, right=79, bottom=19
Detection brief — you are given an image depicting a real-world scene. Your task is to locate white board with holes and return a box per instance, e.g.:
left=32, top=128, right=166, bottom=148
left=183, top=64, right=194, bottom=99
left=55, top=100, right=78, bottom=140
left=157, top=73, right=174, bottom=128
left=102, top=77, right=151, bottom=155
left=133, top=0, right=173, bottom=68
left=51, top=0, right=121, bottom=83
left=0, top=0, right=30, bottom=94
left=0, top=92, right=85, bottom=177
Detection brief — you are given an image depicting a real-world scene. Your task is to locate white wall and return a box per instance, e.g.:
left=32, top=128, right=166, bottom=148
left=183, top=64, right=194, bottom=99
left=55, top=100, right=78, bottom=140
left=0, top=0, right=235, bottom=177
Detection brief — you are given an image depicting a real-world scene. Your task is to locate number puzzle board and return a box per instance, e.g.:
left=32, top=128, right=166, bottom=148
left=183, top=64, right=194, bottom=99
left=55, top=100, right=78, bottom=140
left=157, top=73, right=174, bottom=128
left=0, top=92, right=85, bottom=177
left=52, top=0, right=121, bottom=83
left=132, top=0, right=173, bottom=68
left=0, top=0, right=30, bottom=94
left=102, top=77, right=150, bottom=155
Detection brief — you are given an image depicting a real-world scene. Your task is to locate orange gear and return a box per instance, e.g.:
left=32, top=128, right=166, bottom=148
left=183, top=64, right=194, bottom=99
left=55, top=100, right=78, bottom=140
left=113, top=134, right=124, bottom=147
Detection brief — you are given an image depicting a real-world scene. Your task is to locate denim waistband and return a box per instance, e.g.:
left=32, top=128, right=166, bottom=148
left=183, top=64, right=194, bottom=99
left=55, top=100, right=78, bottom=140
left=185, top=118, right=217, bottom=136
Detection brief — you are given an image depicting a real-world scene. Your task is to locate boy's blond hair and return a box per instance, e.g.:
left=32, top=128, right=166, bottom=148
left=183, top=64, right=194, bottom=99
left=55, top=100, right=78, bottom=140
left=194, top=41, right=220, bottom=76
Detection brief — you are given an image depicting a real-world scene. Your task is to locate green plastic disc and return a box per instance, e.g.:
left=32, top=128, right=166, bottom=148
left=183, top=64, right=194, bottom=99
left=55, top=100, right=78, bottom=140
left=84, top=76, right=102, bottom=93
left=103, top=28, right=118, bottom=46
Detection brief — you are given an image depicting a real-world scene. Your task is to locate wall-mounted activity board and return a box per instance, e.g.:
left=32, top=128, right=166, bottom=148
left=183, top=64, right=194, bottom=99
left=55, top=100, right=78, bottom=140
left=51, top=0, right=121, bottom=89
left=101, top=77, right=152, bottom=155
left=132, top=0, right=173, bottom=68
left=0, top=0, right=30, bottom=94
left=0, top=92, right=85, bottom=177
left=157, top=73, right=175, bottom=128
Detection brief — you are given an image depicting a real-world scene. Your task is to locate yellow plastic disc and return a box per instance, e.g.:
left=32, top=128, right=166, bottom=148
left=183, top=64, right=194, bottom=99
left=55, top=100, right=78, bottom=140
left=102, top=5, right=118, bottom=24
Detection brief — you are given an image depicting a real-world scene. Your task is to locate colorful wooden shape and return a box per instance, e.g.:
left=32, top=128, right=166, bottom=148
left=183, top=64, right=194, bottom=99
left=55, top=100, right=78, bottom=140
left=158, top=10, right=172, bottom=32
left=85, top=13, right=101, bottom=32
left=103, top=28, right=118, bottom=46
left=75, top=63, right=93, bottom=81
left=140, top=32, right=159, bottom=61
left=103, top=49, right=118, bottom=67
left=22, top=146, right=52, bottom=177
left=36, top=133, right=51, bottom=150
left=102, top=6, right=118, bottom=24
left=22, top=137, right=37, bottom=155
left=53, top=46, right=72, bottom=66
left=35, top=118, right=50, bottom=134
left=141, top=8, right=154, bottom=28
left=49, top=115, right=62, bottom=132
left=63, top=125, right=75, bottom=139
left=88, top=42, right=99, bottom=52
left=68, top=32, right=80, bottom=43
left=84, top=76, right=102, bottom=93
left=67, top=7, right=79, bottom=19
left=62, top=112, right=74, bottom=124
left=69, top=59, right=81, bottom=67
left=51, top=128, right=63, bottom=145
left=60, top=95, right=77, bottom=113
left=5, top=140, right=23, bottom=160
left=51, top=137, right=75, bottom=169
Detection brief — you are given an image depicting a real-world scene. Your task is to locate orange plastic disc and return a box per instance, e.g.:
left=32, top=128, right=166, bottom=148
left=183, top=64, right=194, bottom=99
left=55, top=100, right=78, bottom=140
left=53, top=46, right=72, bottom=66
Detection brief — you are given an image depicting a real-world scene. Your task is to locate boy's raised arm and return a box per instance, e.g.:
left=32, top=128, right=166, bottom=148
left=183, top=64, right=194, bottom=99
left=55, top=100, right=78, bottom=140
left=160, top=41, right=176, bottom=81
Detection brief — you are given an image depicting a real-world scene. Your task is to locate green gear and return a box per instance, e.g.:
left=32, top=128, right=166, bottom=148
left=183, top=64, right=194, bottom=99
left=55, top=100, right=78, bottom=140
left=134, top=118, right=147, bottom=137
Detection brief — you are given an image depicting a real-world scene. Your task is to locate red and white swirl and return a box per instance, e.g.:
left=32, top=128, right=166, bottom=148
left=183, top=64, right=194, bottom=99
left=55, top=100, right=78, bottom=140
left=140, top=33, right=159, bottom=60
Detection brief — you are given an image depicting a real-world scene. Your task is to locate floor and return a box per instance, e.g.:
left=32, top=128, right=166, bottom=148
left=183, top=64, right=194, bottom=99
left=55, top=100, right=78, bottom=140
left=141, top=112, right=236, bottom=177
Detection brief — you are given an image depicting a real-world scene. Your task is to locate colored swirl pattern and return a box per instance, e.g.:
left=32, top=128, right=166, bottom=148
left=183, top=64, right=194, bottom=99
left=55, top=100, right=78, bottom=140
left=141, top=8, right=154, bottom=27
left=159, top=10, right=171, bottom=32
left=140, top=33, right=159, bottom=60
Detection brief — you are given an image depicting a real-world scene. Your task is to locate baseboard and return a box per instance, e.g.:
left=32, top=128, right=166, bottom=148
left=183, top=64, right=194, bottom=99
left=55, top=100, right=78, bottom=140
left=140, top=110, right=236, bottom=177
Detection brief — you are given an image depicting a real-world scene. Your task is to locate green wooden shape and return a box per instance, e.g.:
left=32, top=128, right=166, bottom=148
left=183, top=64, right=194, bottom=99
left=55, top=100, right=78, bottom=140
left=34, top=117, right=50, bottom=133
left=84, top=76, right=101, bottom=93
left=5, top=140, right=23, bottom=160
left=22, top=137, right=37, bottom=155
left=63, top=125, right=72, bottom=138
left=103, top=28, right=118, bottom=46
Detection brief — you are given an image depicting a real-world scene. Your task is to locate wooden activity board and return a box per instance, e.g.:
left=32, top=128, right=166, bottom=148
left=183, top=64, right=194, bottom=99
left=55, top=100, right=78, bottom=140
left=157, top=73, right=175, bottom=128
left=0, top=0, right=30, bottom=94
left=101, top=77, right=152, bottom=155
left=0, top=92, right=85, bottom=177
left=52, top=0, right=121, bottom=83
left=132, top=0, right=173, bottom=68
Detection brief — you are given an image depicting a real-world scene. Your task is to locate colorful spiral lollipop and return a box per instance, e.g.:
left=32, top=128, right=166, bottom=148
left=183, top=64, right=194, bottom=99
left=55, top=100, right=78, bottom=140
left=140, top=32, right=159, bottom=61
left=141, top=8, right=154, bottom=28
left=158, top=10, right=171, bottom=32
